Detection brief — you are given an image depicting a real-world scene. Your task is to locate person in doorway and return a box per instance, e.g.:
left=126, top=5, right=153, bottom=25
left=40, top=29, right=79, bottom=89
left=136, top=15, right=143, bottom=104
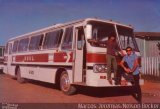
left=88, top=33, right=122, bottom=85
left=120, top=46, right=142, bottom=103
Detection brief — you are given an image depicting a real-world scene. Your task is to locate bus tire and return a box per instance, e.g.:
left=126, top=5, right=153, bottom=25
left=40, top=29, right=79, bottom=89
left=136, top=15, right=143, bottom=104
left=60, top=71, right=76, bottom=95
left=16, top=67, right=26, bottom=83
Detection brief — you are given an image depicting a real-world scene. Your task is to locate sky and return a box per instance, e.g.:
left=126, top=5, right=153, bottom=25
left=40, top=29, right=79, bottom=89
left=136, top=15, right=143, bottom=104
left=0, top=0, right=160, bottom=45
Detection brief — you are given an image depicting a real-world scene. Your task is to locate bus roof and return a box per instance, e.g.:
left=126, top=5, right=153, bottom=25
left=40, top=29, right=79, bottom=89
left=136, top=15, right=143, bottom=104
left=8, top=18, right=133, bottom=41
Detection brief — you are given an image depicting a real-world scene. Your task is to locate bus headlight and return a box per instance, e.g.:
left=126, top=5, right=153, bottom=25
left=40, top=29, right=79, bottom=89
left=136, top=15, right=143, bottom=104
left=93, top=64, right=107, bottom=73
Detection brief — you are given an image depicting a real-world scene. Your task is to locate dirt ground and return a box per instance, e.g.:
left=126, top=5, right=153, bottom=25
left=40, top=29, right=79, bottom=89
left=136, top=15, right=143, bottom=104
left=0, top=73, right=160, bottom=104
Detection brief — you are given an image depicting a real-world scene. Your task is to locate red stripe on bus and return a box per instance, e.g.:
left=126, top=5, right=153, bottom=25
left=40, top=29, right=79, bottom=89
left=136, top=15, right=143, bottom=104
left=87, top=53, right=106, bottom=63
left=54, top=52, right=73, bottom=62
left=14, top=54, right=48, bottom=62
left=54, top=52, right=67, bottom=62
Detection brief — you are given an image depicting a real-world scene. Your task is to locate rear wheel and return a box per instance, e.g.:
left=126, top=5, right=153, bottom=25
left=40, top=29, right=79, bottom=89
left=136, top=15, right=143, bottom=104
left=16, top=67, right=26, bottom=83
left=60, top=71, right=76, bottom=95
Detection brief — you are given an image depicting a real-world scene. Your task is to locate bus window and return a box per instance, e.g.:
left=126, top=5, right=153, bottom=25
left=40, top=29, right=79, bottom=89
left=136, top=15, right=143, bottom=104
left=43, top=30, right=63, bottom=49
left=77, top=28, right=85, bottom=50
left=61, top=27, right=73, bottom=50
left=92, top=28, right=98, bottom=40
left=12, top=40, right=19, bottom=53
left=87, top=21, right=115, bottom=47
left=9, top=43, right=12, bottom=54
left=92, top=22, right=115, bottom=41
left=5, top=43, right=9, bottom=54
left=29, top=34, right=43, bottom=51
left=117, top=26, right=138, bottom=51
left=18, top=38, right=29, bottom=52
left=0, top=46, right=4, bottom=63
left=0, top=47, right=4, bottom=57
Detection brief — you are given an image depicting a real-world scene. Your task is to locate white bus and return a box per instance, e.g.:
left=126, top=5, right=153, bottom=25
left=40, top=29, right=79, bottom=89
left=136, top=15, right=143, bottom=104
left=4, top=18, right=143, bottom=95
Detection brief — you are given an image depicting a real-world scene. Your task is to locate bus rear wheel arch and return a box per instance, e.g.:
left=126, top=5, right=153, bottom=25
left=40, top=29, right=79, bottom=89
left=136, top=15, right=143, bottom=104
left=60, top=71, right=76, bottom=95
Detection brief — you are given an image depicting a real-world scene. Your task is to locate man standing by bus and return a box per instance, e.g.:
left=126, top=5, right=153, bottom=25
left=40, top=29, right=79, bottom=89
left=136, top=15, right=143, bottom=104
left=120, top=46, right=142, bottom=103
left=89, top=33, right=121, bottom=85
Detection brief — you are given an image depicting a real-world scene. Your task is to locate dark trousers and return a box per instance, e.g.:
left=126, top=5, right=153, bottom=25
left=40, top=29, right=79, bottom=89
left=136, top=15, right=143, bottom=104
left=132, top=74, right=142, bottom=103
left=117, top=64, right=142, bottom=102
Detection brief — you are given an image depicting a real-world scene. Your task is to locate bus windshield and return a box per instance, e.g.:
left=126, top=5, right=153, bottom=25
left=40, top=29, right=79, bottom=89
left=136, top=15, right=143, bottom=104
left=87, top=21, right=116, bottom=47
left=87, top=21, right=139, bottom=51
left=117, top=26, right=139, bottom=51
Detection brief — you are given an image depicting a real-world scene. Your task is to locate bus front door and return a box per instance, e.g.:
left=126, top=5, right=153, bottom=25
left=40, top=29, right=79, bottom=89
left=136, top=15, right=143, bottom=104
left=74, top=27, right=85, bottom=83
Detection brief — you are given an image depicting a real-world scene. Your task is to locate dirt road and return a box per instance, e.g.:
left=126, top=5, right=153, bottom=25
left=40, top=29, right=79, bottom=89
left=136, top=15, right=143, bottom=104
left=0, top=73, right=160, bottom=104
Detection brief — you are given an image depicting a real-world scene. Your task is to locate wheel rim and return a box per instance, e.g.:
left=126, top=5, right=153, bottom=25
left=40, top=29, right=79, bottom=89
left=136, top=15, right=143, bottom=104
left=60, top=73, right=70, bottom=92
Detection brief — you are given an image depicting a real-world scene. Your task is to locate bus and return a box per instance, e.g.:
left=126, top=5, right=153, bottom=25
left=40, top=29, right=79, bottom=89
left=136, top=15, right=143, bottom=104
left=3, top=18, right=143, bottom=95
left=0, top=46, right=5, bottom=73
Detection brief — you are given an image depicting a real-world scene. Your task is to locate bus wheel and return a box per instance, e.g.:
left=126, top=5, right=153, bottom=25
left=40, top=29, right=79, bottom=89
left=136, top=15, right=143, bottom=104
left=60, top=71, right=76, bottom=95
left=16, top=67, right=25, bottom=83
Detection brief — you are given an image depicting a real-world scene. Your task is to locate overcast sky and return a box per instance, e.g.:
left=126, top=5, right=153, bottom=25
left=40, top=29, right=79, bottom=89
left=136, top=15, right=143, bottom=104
left=0, top=0, right=160, bottom=45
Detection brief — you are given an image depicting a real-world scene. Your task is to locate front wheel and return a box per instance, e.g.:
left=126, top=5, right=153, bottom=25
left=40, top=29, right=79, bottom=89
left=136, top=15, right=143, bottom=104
left=60, top=71, right=76, bottom=95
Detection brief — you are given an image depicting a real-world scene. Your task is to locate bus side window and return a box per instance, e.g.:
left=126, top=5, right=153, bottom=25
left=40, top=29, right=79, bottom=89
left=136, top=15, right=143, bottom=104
left=43, top=29, right=63, bottom=49
left=29, top=34, right=43, bottom=51
left=8, top=43, right=12, bottom=54
left=57, top=29, right=63, bottom=47
left=5, top=43, right=9, bottom=54
left=0, top=47, right=3, bottom=57
left=61, top=27, right=73, bottom=50
left=0, top=48, right=3, bottom=57
left=18, top=38, right=29, bottom=52
left=12, top=40, right=19, bottom=53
